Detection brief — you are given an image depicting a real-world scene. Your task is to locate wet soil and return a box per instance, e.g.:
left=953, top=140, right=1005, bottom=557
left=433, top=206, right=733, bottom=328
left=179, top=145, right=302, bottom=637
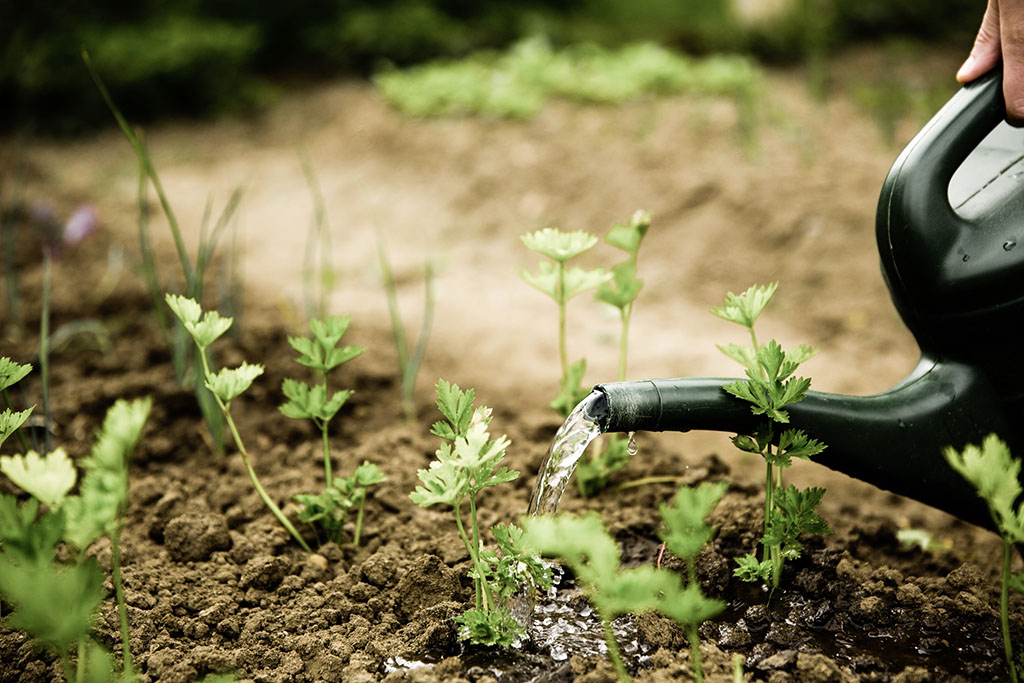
left=2, top=46, right=1021, bottom=681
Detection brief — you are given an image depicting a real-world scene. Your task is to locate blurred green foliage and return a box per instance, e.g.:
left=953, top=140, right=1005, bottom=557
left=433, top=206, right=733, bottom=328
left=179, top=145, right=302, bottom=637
left=1, top=0, right=981, bottom=134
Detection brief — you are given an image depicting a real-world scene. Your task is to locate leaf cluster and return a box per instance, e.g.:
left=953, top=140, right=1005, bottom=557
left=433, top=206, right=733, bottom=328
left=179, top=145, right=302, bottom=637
left=0, top=398, right=150, bottom=660
left=0, top=357, right=33, bottom=450
left=723, top=340, right=815, bottom=425
left=411, top=380, right=518, bottom=508
left=659, top=481, right=727, bottom=565
left=287, top=316, right=364, bottom=376
left=294, top=461, right=385, bottom=545
left=763, top=485, right=830, bottom=560
left=945, top=434, right=1024, bottom=543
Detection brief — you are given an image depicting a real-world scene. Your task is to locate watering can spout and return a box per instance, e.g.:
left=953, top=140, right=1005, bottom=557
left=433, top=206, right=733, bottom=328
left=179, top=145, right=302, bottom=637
left=592, top=357, right=1015, bottom=530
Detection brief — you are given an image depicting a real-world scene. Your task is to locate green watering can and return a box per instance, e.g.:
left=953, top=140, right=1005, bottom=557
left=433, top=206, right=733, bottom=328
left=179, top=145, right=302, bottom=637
left=590, top=69, right=1024, bottom=530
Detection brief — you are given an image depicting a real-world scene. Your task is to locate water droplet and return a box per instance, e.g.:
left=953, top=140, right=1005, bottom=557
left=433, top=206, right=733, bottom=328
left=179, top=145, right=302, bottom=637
left=1013, top=172, right=1024, bottom=180
left=962, top=254, right=970, bottom=262
left=1004, top=239, right=1017, bottom=251
left=626, top=431, right=638, bottom=456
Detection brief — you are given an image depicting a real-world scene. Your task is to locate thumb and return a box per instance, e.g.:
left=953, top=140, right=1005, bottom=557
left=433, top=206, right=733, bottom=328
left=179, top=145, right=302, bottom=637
left=958, top=0, right=1002, bottom=83
left=999, top=0, right=1024, bottom=123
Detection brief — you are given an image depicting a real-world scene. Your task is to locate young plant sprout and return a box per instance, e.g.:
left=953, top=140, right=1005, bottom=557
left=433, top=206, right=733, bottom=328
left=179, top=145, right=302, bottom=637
left=0, top=357, right=33, bottom=452
left=293, top=461, right=386, bottom=548
left=712, top=283, right=829, bottom=594
left=410, top=380, right=551, bottom=646
left=166, top=294, right=311, bottom=552
left=577, top=210, right=651, bottom=497
left=522, top=487, right=725, bottom=683
left=944, top=434, right=1024, bottom=683
left=520, top=227, right=608, bottom=417
left=377, top=231, right=435, bottom=422
left=0, top=397, right=151, bottom=682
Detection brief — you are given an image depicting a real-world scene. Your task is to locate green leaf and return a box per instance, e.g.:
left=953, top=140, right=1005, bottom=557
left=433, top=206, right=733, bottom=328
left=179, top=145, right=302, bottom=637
left=520, top=228, right=598, bottom=262
left=519, top=261, right=560, bottom=300
left=0, top=448, right=77, bottom=509
left=656, top=579, right=726, bottom=628
left=595, top=261, right=643, bottom=310
left=716, top=343, right=757, bottom=372
left=188, top=309, right=233, bottom=349
left=454, top=606, right=524, bottom=646
left=410, top=459, right=469, bottom=508
left=659, top=481, right=727, bottom=562
left=593, top=564, right=674, bottom=618
left=945, top=434, right=1024, bottom=542
left=352, top=461, right=386, bottom=487
left=164, top=294, right=202, bottom=325
left=778, top=429, right=826, bottom=462
left=0, top=495, right=64, bottom=565
left=0, top=407, right=33, bottom=450
left=0, top=357, right=32, bottom=392
left=776, top=485, right=831, bottom=538
left=432, top=379, right=475, bottom=438
left=0, top=555, right=105, bottom=651
left=734, top=553, right=772, bottom=583
left=709, top=282, right=777, bottom=329
left=603, top=209, right=651, bottom=254
left=521, top=513, right=621, bottom=587
left=785, top=344, right=817, bottom=365
left=206, top=362, right=264, bottom=403
left=563, top=266, right=610, bottom=301
left=309, top=315, right=351, bottom=349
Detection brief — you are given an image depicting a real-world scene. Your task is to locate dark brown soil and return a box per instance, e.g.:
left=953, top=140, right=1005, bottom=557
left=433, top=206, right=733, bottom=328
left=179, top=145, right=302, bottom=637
left=2, top=47, right=1021, bottom=682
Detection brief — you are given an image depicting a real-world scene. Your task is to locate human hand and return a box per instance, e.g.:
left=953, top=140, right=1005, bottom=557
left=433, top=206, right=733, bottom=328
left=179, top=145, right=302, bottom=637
left=958, top=0, right=1024, bottom=123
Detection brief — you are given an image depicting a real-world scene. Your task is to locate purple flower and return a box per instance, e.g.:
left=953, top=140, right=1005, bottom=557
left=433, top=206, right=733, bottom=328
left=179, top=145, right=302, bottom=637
left=63, top=204, right=98, bottom=246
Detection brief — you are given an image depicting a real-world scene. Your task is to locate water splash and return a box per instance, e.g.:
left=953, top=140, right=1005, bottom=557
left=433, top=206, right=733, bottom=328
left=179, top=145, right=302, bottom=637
left=527, top=391, right=606, bottom=516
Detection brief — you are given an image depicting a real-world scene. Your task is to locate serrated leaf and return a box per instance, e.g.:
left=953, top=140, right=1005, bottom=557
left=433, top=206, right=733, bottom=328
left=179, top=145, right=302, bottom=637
left=187, top=310, right=233, bottom=349
left=521, top=513, right=621, bottom=587
left=563, top=266, right=610, bottom=300
left=352, top=461, right=386, bottom=487
left=434, top=379, right=475, bottom=437
left=409, top=459, right=468, bottom=507
left=734, top=553, right=772, bottom=583
left=785, top=344, right=817, bottom=365
left=164, top=294, right=201, bottom=325
left=779, top=428, right=826, bottom=461
left=717, top=343, right=758, bottom=372
left=206, top=362, right=263, bottom=403
left=0, top=357, right=32, bottom=392
left=657, top=579, right=726, bottom=628
left=519, top=261, right=560, bottom=300
left=0, top=495, right=64, bottom=565
left=945, top=434, right=1024, bottom=541
left=310, top=315, right=351, bottom=349
left=0, top=407, right=33, bottom=450
left=659, top=481, right=727, bottom=562
left=520, top=228, right=598, bottom=262
left=0, top=556, right=105, bottom=650
left=0, top=449, right=77, bottom=509
left=710, top=282, right=777, bottom=329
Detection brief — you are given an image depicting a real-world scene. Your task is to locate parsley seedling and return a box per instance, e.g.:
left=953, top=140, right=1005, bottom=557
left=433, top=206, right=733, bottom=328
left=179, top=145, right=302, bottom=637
left=166, top=294, right=311, bottom=552
left=520, top=227, right=608, bottom=417
left=577, top=210, right=651, bottom=497
left=712, top=283, right=829, bottom=594
left=523, top=497, right=725, bottom=683
left=0, top=357, right=33, bottom=453
left=410, top=380, right=551, bottom=646
left=0, top=397, right=151, bottom=681
left=944, top=434, right=1024, bottom=683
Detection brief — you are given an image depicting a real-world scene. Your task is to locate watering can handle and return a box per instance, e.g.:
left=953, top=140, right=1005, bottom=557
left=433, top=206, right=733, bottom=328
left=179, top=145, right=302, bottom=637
left=877, top=67, right=1012, bottom=315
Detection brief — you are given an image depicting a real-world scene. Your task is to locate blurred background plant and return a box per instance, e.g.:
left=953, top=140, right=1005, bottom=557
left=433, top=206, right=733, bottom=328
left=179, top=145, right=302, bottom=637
left=1, top=0, right=981, bottom=135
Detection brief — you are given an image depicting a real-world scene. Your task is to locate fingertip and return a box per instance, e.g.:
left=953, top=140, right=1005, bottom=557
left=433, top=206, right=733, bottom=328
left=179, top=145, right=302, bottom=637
left=956, top=55, right=977, bottom=83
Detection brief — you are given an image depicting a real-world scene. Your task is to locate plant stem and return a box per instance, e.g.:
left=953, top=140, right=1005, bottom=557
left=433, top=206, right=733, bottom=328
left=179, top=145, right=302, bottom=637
left=198, top=349, right=311, bottom=552
left=688, top=624, right=705, bottom=683
left=617, top=306, right=630, bottom=382
left=1002, top=538, right=1019, bottom=683
left=601, top=616, right=631, bottom=682
left=353, top=494, right=365, bottom=548
left=454, top=501, right=492, bottom=611
left=320, top=420, right=332, bottom=486
left=109, top=528, right=133, bottom=678
left=61, top=648, right=74, bottom=683
left=40, top=251, right=52, bottom=455
left=556, top=262, right=569, bottom=380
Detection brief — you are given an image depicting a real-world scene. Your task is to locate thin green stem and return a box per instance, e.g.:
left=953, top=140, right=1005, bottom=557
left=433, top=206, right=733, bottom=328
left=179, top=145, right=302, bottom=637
left=613, top=475, right=685, bottom=492
left=688, top=624, right=705, bottom=683
left=61, top=648, right=74, bottom=683
left=320, top=421, right=332, bottom=486
left=468, top=496, right=494, bottom=608
left=454, top=501, right=492, bottom=611
left=617, top=306, right=630, bottom=382
left=557, top=261, right=569, bottom=380
left=40, top=252, right=52, bottom=454
left=601, top=616, right=631, bottom=682
left=353, top=494, right=365, bottom=548
left=109, top=528, right=133, bottom=678
left=1002, top=539, right=1019, bottom=683
left=198, top=348, right=311, bottom=552
left=76, top=640, right=85, bottom=682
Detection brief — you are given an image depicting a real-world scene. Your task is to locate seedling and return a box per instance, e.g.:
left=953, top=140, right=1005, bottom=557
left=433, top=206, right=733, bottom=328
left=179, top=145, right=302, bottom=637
left=293, top=461, right=385, bottom=548
left=377, top=231, right=434, bottom=422
left=522, top=491, right=725, bottom=683
left=280, top=315, right=364, bottom=486
left=410, top=379, right=551, bottom=646
left=712, top=283, right=829, bottom=593
left=519, top=227, right=608, bottom=417
left=0, top=357, right=33, bottom=452
left=944, top=434, right=1024, bottom=683
left=0, top=397, right=151, bottom=682
left=166, top=294, right=311, bottom=552
left=577, top=210, right=651, bottom=497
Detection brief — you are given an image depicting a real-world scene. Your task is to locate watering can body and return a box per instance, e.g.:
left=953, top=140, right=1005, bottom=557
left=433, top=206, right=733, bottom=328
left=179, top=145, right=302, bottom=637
left=593, top=70, right=1024, bottom=530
